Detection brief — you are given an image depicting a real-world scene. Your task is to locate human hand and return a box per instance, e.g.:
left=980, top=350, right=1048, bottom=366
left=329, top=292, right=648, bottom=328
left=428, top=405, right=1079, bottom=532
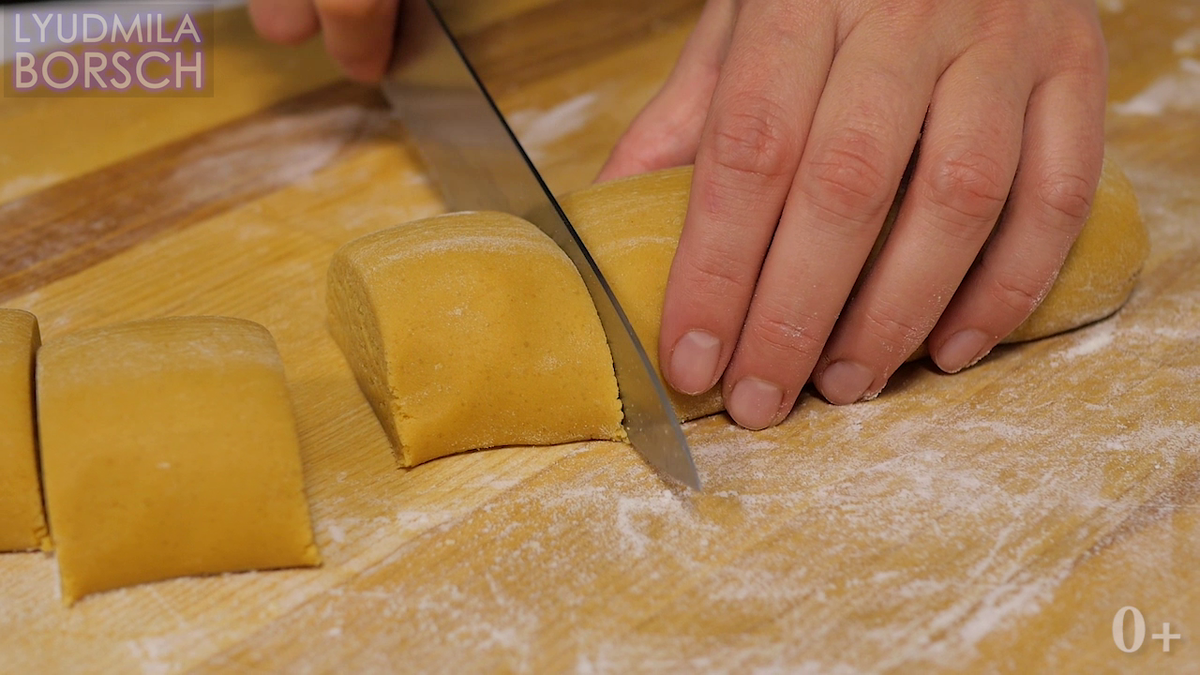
left=599, top=0, right=1108, bottom=429
left=248, top=0, right=400, bottom=82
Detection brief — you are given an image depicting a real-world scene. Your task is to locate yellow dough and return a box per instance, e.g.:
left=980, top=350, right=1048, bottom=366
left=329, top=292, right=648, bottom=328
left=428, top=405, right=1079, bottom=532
left=327, top=211, right=625, bottom=468
left=561, top=159, right=1150, bottom=418
left=1005, top=158, right=1149, bottom=341
left=330, top=159, right=1147, bottom=465
left=37, top=316, right=320, bottom=604
left=0, top=309, right=48, bottom=552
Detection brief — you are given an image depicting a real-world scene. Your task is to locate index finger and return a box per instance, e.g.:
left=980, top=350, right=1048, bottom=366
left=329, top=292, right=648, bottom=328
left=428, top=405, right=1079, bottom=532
left=659, top=0, right=835, bottom=397
left=315, top=0, right=399, bottom=82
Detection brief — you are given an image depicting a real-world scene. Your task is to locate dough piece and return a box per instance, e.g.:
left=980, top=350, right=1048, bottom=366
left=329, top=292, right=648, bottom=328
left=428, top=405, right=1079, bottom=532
left=0, top=309, right=49, bottom=552
left=561, top=158, right=1149, bottom=419
left=37, top=316, right=320, bottom=604
left=327, top=211, right=625, bottom=468
left=558, top=173, right=724, bottom=421
left=1005, top=157, right=1148, bottom=341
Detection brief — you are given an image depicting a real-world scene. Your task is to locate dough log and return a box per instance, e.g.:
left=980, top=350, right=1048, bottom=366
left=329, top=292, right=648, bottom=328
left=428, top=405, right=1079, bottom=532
left=0, top=309, right=49, bottom=552
left=37, top=316, right=320, bottom=604
left=561, top=159, right=1150, bottom=418
left=330, top=159, right=1148, bottom=465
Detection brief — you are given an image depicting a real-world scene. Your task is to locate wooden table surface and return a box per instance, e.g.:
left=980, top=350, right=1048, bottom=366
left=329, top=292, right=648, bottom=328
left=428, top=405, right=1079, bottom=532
left=1, top=1, right=1198, bottom=672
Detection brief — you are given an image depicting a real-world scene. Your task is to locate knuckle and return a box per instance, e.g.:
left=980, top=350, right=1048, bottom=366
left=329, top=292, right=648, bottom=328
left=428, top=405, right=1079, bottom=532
left=747, top=303, right=827, bottom=359
left=1057, top=12, right=1108, bottom=73
left=677, top=248, right=755, bottom=300
left=1036, top=167, right=1096, bottom=226
left=922, top=149, right=1011, bottom=231
left=860, top=302, right=932, bottom=355
left=708, top=97, right=797, bottom=180
left=803, top=128, right=894, bottom=224
left=1076, top=27, right=1108, bottom=68
left=989, top=270, right=1051, bottom=317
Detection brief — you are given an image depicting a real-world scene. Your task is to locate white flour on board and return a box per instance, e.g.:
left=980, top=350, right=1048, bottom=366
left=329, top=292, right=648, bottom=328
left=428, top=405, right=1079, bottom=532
left=1056, top=319, right=1117, bottom=359
left=165, top=105, right=378, bottom=200
left=507, top=93, right=599, bottom=161
left=1112, top=57, right=1200, bottom=116
left=1176, top=28, right=1200, bottom=55
left=0, top=172, right=64, bottom=204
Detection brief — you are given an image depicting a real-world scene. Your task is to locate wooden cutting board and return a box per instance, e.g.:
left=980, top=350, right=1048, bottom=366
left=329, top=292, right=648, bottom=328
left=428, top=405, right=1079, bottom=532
left=1, top=2, right=1198, bottom=672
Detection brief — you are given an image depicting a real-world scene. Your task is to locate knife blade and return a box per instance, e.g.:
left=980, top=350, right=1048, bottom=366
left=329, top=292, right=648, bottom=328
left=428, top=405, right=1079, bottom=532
left=383, top=0, right=701, bottom=490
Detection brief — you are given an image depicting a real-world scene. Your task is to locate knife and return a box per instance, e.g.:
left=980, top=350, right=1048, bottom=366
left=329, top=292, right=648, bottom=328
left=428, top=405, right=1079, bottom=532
left=382, top=0, right=701, bottom=490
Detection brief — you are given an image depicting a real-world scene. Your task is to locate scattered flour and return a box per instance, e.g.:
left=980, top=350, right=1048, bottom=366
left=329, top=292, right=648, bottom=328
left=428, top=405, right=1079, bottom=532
left=0, top=172, right=64, bottom=204
left=1112, top=57, right=1200, bottom=116
left=1175, top=28, right=1200, bottom=55
left=165, top=105, right=376, bottom=200
left=507, top=93, right=599, bottom=160
left=1057, top=319, right=1117, bottom=359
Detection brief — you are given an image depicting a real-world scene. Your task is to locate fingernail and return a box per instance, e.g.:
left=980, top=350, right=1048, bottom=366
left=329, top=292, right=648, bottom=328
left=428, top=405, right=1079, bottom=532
left=819, top=360, right=876, bottom=405
left=937, top=329, right=991, bottom=373
left=727, top=377, right=784, bottom=430
left=669, top=330, right=722, bottom=395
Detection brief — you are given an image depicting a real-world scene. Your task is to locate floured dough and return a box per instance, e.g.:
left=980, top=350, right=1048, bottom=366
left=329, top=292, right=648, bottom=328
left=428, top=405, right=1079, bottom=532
left=562, top=159, right=1150, bottom=417
left=330, top=159, right=1147, bottom=464
left=0, top=309, right=48, bottom=552
left=327, top=211, right=625, bottom=468
left=37, top=316, right=320, bottom=604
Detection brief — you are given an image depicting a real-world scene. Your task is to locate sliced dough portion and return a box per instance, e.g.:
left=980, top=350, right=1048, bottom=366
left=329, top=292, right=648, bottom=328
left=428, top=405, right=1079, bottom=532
left=558, top=171, right=723, bottom=421
left=327, top=211, right=625, bottom=468
left=561, top=159, right=1149, bottom=419
left=0, top=309, right=48, bottom=552
left=37, top=316, right=320, bottom=604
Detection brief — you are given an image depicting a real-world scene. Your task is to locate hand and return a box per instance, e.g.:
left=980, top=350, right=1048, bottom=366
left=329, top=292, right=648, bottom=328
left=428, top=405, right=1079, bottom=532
left=248, top=0, right=400, bottom=82
left=599, top=0, right=1108, bottom=429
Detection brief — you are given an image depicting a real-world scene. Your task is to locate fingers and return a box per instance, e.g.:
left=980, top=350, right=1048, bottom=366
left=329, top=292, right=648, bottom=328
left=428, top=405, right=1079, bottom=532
left=249, top=0, right=320, bottom=45
left=928, top=34, right=1108, bottom=373
left=718, top=19, right=941, bottom=428
left=658, top=0, right=836, bottom=402
left=812, top=53, right=1031, bottom=404
left=596, top=0, right=735, bottom=182
left=314, top=0, right=400, bottom=82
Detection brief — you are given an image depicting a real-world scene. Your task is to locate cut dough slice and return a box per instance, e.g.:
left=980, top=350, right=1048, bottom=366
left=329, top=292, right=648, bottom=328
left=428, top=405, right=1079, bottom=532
left=329, top=157, right=1147, bottom=466
left=0, top=309, right=49, bottom=552
left=37, top=316, right=320, bottom=604
left=327, top=211, right=625, bottom=468
left=558, top=169, right=724, bottom=421
left=561, top=158, right=1150, bottom=419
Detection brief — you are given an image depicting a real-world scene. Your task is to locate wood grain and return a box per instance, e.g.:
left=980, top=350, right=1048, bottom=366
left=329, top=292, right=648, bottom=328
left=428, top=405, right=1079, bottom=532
left=0, top=10, right=343, bottom=204
left=456, top=0, right=705, bottom=94
left=0, top=83, right=383, bottom=302
left=0, top=1, right=1198, bottom=673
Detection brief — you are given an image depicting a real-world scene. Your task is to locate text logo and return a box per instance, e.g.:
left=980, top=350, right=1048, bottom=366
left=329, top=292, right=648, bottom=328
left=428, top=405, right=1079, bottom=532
left=3, top=5, right=214, bottom=97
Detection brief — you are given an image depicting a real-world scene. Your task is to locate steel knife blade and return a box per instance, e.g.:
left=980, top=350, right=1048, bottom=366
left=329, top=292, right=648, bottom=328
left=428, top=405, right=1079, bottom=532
left=382, top=0, right=701, bottom=490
